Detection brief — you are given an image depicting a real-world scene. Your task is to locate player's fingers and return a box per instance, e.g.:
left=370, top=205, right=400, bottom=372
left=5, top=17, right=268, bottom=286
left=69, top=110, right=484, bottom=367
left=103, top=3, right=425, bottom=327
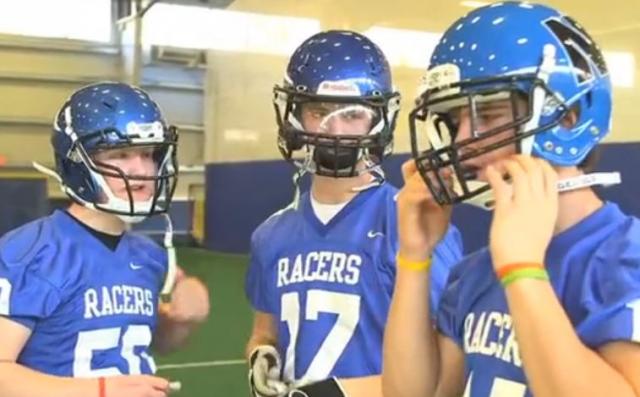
left=402, top=176, right=439, bottom=209
left=399, top=169, right=426, bottom=196
left=417, top=165, right=454, bottom=197
left=401, top=159, right=417, bottom=182
left=513, top=155, right=545, bottom=198
left=146, top=389, right=168, bottom=397
left=502, top=159, right=528, bottom=202
left=266, top=379, right=289, bottom=394
left=485, top=164, right=511, bottom=208
left=145, top=375, right=170, bottom=391
left=539, top=158, right=558, bottom=199
left=255, top=365, right=281, bottom=394
left=252, top=364, right=269, bottom=388
left=267, top=365, right=282, bottom=380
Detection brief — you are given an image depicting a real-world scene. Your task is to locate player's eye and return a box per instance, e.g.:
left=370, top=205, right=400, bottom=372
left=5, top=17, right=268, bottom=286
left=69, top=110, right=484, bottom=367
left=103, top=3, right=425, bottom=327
left=140, top=149, right=154, bottom=159
left=477, top=111, right=503, bottom=123
left=474, top=110, right=510, bottom=134
left=342, top=109, right=370, bottom=121
left=310, top=109, right=329, bottom=119
left=100, top=150, right=129, bottom=161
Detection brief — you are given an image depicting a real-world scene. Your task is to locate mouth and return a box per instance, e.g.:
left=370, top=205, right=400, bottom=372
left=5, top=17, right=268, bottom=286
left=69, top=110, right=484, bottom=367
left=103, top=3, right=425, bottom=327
left=126, top=183, right=154, bottom=200
left=459, top=164, right=480, bottom=180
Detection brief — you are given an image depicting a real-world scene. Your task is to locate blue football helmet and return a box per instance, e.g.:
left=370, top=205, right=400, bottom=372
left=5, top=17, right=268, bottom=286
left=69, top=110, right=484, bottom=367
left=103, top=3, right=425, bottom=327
left=410, top=1, right=612, bottom=207
left=274, top=30, right=401, bottom=178
left=44, top=82, right=178, bottom=222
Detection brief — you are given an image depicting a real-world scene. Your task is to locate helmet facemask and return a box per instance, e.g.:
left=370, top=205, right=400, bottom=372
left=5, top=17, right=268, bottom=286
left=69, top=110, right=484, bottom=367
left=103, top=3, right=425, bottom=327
left=60, top=123, right=178, bottom=223
left=409, top=3, right=617, bottom=209
left=410, top=73, right=568, bottom=209
left=275, top=86, right=400, bottom=178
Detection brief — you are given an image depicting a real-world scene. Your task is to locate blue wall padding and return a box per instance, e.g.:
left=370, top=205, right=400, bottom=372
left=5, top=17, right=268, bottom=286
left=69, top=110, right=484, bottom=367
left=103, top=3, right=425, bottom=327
left=133, top=201, right=194, bottom=237
left=48, top=198, right=193, bottom=243
left=204, top=142, right=640, bottom=254
left=0, top=178, right=49, bottom=237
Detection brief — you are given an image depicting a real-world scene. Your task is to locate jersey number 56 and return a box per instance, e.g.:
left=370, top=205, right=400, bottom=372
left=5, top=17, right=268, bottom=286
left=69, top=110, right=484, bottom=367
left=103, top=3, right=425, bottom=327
left=74, top=325, right=155, bottom=376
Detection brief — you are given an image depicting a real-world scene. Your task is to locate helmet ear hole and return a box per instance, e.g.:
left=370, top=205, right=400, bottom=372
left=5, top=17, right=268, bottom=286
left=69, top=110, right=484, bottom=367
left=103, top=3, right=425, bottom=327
left=560, top=105, right=580, bottom=129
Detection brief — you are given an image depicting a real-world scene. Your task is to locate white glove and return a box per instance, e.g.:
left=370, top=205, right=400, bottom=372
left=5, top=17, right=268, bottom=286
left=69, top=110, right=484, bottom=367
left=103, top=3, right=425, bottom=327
left=248, top=345, right=289, bottom=397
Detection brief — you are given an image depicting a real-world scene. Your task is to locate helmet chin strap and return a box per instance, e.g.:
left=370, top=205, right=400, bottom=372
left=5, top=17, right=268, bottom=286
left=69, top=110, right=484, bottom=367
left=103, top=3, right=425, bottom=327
left=459, top=171, right=621, bottom=211
left=290, top=166, right=307, bottom=211
left=160, top=213, right=177, bottom=302
left=351, top=161, right=385, bottom=192
left=288, top=157, right=385, bottom=211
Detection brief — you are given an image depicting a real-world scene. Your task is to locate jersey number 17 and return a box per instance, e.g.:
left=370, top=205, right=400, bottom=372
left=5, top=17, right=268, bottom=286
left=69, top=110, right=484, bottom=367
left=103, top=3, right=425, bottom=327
left=281, top=290, right=360, bottom=385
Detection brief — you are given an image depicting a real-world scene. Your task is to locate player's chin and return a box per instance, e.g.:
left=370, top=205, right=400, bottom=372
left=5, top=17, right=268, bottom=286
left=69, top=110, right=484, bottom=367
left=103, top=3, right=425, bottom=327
left=133, top=191, right=154, bottom=202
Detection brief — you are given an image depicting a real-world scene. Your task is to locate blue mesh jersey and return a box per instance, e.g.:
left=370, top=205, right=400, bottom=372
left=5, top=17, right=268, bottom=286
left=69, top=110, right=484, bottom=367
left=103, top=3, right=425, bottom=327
left=246, top=183, right=463, bottom=384
left=437, top=202, right=640, bottom=396
left=0, top=210, right=167, bottom=377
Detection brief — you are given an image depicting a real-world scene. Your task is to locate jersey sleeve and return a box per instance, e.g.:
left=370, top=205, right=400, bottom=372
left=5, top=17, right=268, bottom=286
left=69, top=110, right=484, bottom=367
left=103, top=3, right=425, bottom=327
left=245, top=228, right=275, bottom=313
left=430, top=225, right=464, bottom=314
left=576, top=242, right=640, bottom=348
left=0, top=233, right=62, bottom=329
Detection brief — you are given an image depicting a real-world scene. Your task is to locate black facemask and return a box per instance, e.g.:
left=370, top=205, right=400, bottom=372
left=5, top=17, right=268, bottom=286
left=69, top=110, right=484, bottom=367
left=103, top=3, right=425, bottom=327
left=313, top=146, right=360, bottom=173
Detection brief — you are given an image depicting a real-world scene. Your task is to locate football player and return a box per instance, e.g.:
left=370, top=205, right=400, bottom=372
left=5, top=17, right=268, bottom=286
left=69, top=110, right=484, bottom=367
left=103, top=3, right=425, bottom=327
left=383, top=2, right=640, bottom=397
left=0, top=82, right=210, bottom=397
left=245, top=30, right=463, bottom=397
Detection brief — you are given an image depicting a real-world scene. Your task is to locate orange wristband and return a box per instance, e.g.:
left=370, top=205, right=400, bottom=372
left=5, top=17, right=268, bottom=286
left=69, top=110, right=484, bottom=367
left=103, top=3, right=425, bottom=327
left=496, top=262, right=545, bottom=279
left=98, top=377, right=106, bottom=397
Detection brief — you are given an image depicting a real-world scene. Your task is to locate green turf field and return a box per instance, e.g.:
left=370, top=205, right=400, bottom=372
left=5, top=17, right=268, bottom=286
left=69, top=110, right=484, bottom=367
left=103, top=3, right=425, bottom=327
left=157, top=247, right=252, bottom=396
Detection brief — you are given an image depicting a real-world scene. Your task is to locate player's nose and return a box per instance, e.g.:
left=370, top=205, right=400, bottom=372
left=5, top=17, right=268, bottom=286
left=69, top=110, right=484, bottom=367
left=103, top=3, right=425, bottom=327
left=126, top=153, right=155, bottom=178
left=323, top=116, right=352, bottom=136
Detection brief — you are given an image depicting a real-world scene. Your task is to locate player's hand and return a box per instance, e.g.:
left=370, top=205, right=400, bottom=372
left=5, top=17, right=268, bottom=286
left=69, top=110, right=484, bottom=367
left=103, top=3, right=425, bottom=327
left=102, top=375, right=171, bottom=397
left=486, top=155, right=558, bottom=269
left=249, top=345, right=289, bottom=397
left=397, top=159, right=453, bottom=262
left=163, top=276, right=209, bottom=324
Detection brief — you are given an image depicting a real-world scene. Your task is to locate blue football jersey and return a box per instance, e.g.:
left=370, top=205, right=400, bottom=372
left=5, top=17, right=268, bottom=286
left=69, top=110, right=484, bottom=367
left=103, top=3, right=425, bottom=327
left=437, top=202, right=640, bottom=397
left=0, top=210, right=167, bottom=377
left=246, top=183, right=463, bottom=384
